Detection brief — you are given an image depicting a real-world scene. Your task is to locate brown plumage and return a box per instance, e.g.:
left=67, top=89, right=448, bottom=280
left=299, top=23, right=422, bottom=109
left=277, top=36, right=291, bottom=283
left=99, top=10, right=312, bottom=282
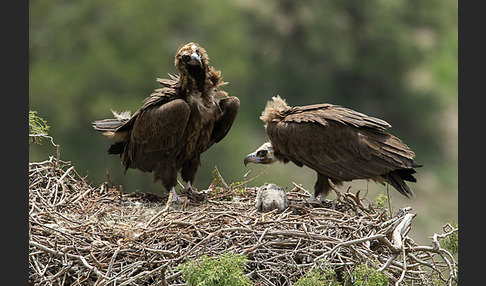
left=93, top=43, right=239, bottom=200
left=244, top=96, right=421, bottom=201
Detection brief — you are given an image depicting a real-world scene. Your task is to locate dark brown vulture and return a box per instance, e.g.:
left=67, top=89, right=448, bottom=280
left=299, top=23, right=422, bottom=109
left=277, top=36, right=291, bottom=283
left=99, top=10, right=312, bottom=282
left=244, top=95, right=421, bottom=202
left=93, top=42, right=239, bottom=201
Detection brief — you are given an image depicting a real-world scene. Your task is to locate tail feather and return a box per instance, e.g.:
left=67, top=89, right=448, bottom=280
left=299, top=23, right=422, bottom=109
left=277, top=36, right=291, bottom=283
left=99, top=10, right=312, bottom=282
left=93, top=110, right=132, bottom=156
left=92, top=119, right=125, bottom=132
left=92, top=110, right=131, bottom=132
left=386, top=170, right=416, bottom=198
left=394, top=168, right=417, bottom=182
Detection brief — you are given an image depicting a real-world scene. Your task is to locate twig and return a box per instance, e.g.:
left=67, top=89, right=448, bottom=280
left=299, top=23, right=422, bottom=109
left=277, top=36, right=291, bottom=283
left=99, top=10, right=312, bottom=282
left=213, top=166, right=229, bottom=190
left=145, top=191, right=173, bottom=227
left=241, top=166, right=271, bottom=185
left=29, top=240, right=108, bottom=280
left=106, top=246, right=120, bottom=278
left=291, top=182, right=312, bottom=197
left=313, top=234, right=386, bottom=263
left=377, top=253, right=399, bottom=272
left=391, top=213, right=416, bottom=250
left=105, top=169, right=118, bottom=193
left=395, top=241, right=407, bottom=285
left=327, top=178, right=342, bottom=199
left=58, top=166, right=75, bottom=182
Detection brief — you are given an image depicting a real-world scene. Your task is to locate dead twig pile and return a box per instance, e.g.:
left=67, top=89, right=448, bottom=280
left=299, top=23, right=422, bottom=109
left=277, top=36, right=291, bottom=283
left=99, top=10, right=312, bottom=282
left=29, top=155, right=457, bottom=285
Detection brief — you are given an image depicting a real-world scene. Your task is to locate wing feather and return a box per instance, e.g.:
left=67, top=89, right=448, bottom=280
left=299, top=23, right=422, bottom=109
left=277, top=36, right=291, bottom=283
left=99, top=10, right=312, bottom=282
left=114, top=78, right=179, bottom=133
left=124, top=99, right=190, bottom=171
left=211, top=96, right=240, bottom=144
left=266, top=105, right=415, bottom=181
left=285, top=104, right=391, bottom=130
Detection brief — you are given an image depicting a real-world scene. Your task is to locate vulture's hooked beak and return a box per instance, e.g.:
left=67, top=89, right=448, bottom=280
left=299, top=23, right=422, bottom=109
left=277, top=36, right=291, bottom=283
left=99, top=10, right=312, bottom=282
left=244, top=142, right=275, bottom=166
left=244, top=152, right=259, bottom=166
left=187, top=52, right=203, bottom=68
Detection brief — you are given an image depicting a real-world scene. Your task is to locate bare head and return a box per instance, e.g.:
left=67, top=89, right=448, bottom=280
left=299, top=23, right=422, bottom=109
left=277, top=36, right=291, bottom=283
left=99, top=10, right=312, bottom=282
left=244, top=142, right=277, bottom=166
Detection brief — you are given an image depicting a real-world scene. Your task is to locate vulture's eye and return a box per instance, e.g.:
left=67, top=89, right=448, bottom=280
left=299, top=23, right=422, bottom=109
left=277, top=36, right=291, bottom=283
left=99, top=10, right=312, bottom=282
left=182, top=54, right=191, bottom=62
left=257, top=150, right=268, bottom=157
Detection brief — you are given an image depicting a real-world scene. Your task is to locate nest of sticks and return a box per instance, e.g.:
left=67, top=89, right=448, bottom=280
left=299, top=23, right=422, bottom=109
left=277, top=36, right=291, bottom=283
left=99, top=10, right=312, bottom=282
left=29, top=147, right=457, bottom=285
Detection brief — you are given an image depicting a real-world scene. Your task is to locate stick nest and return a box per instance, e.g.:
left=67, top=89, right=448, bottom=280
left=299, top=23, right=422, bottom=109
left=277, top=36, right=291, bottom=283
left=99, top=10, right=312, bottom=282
left=29, top=153, right=457, bottom=285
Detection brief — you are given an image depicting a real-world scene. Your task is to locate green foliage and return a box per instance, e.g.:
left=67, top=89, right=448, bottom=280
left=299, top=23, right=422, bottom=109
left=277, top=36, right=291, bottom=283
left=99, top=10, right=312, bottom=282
left=294, top=265, right=340, bottom=286
left=344, top=264, right=389, bottom=286
left=29, top=110, right=50, bottom=144
left=211, top=168, right=224, bottom=188
left=295, top=263, right=388, bottom=286
left=372, top=192, right=388, bottom=209
left=177, top=252, right=252, bottom=286
left=233, top=184, right=248, bottom=195
left=441, top=221, right=458, bottom=256
left=294, top=264, right=388, bottom=286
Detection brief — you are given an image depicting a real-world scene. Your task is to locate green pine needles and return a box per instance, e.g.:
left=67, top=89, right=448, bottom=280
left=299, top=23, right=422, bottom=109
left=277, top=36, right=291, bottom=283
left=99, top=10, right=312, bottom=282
left=294, top=264, right=340, bottom=286
left=294, top=263, right=388, bottom=286
left=345, top=264, right=389, bottom=286
left=29, top=110, right=50, bottom=144
left=441, top=221, right=458, bottom=256
left=177, top=252, right=252, bottom=286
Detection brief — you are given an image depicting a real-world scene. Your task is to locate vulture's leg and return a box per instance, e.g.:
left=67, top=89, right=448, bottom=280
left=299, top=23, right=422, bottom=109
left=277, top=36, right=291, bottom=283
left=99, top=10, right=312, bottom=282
left=184, top=181, right=194, bottom=193
left=313, top=173, right=333, bottom=202
left=155, top=156, right=185, bottom=203
left=303, top=174, right=328, bottom=205
left=181, top=181, right=207, bottom=202
left=182, top=181, right=199, bottom=197
left=181, top=158, right=199, bottom=189
left=169, top=186, right=185, bottom=203
left=181, top=158, right=205, bottom=200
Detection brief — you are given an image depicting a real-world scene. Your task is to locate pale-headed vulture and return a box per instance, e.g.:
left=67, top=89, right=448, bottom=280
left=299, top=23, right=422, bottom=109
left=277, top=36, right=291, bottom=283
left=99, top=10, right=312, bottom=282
left=244, top=96, right=421, bottom=202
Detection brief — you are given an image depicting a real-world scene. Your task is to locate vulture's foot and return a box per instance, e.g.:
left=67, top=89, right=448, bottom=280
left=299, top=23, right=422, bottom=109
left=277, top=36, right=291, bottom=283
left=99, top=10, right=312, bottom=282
left=304, top=195, right=333, bottom=208
left=169, top=187, right=186, bottom=204
left=181, top=183, right=207, bottom=203
left=304, top=197, right=326, bottom=207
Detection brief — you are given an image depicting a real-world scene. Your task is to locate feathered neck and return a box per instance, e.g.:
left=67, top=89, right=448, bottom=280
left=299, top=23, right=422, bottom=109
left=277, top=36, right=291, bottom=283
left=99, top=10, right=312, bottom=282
left=179, top=66, right=208, bottom=93
left=260, top=95, right=290, bottom=124
left=173, top=43, right=228, bottom=105
left=178, top=66, right=227, bottom=105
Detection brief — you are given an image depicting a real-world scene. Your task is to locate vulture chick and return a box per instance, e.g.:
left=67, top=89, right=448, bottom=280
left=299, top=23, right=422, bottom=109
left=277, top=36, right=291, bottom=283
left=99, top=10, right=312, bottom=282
left=93, top=42, right=239, bottom=201
left=244, top=96, right=421, bottom=202
left=255, top=183, right=288, bottom=213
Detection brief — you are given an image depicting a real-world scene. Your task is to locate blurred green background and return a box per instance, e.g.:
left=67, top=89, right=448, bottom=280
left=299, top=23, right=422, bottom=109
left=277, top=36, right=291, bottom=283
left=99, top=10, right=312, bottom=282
left=29, top=0, right=457, bottom=244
